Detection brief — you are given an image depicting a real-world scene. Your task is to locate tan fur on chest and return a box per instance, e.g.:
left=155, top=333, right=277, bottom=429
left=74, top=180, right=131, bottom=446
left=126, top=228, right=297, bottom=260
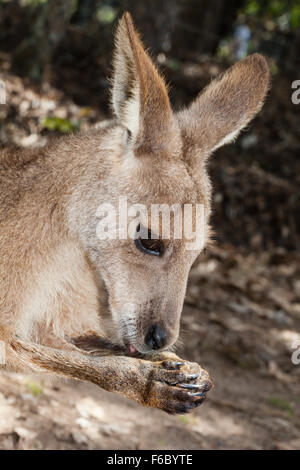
left=15, top=241, right=100, bottom=344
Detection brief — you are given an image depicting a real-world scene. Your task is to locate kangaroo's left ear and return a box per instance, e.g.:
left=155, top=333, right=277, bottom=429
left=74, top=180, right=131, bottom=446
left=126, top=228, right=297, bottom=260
left=177, top=54, right=270, bottom=164
left=111, top=12, right=173, bottom=151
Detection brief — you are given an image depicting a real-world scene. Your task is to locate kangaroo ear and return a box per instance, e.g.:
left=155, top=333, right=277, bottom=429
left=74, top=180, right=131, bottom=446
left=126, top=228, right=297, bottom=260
left=111, top=12, right=172, bottom=151
left=177, top=54, right=270, bottom=163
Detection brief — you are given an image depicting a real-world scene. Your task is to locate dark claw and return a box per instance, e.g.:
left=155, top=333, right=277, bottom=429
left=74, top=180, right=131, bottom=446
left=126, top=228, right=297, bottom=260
left=177, top=383, right=200, bottom=390
left=162, top=360, right=185, bottom=370
left=202, top=381, right=213, bottom=393
left=172, top=396, right=206, bottom=414
left=194, top=396, right=206, bottom=406
left=187, top=373, right=199, bottom=381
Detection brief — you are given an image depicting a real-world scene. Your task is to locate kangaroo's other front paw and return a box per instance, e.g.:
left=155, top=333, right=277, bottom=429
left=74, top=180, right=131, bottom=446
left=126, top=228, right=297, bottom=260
left=139, top=358, right=212, bottom=414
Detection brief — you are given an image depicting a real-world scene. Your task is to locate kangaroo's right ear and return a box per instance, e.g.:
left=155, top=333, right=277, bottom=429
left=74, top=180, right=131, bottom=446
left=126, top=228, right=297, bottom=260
left=111, top=12, right=172, bottom=151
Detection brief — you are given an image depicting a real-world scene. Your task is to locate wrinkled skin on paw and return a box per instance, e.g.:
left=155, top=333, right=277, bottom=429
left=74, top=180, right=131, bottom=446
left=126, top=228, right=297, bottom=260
left=132, top=353, right=213, bottom=414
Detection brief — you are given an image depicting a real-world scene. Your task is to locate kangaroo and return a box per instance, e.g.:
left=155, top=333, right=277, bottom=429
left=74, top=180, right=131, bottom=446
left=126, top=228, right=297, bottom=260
left=0, top=13, right=269, bottom=414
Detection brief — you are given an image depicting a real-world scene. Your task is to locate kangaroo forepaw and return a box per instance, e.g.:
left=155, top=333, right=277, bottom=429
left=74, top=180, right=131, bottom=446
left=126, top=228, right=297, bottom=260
left=140, top=358, right=213, bottom=414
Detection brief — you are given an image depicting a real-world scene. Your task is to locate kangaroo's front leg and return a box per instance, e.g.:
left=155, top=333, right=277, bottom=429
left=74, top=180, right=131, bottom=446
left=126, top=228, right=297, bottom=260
left=9, top=337, right=212, bottom=414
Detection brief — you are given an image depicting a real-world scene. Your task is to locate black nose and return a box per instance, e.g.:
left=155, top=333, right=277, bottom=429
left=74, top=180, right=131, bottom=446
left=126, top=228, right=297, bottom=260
left=145, top=324, right=167, bottom=350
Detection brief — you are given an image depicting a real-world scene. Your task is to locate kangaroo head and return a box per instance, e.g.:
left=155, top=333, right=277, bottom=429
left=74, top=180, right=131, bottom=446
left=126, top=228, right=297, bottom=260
left=75, top=13, right=269, bottom=354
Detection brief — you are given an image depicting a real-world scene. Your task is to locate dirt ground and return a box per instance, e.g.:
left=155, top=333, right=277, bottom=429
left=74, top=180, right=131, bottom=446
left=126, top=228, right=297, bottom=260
left=0, top=57, right=299, bottom=450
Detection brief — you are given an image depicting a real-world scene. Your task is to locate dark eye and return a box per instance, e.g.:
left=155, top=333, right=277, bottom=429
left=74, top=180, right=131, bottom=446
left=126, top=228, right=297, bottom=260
left=134, top=224, right=164, bottom=257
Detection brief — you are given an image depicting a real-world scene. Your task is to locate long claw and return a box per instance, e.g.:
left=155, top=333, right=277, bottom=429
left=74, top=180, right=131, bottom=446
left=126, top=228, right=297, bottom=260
left=187, top=373, right=199, bottom=381
left=177, top=383, right=200, bottom=390
left=188, top=392, right=206, bottom=398
left=162, top=360, right=185, bottom=370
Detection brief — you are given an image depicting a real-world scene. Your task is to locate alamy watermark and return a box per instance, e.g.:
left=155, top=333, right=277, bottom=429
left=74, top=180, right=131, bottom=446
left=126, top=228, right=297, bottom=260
left=0, top=80, right=6, bottom=105
left=291, top=339, right=300, bottom=365
left=291, top=80, right=300, bottom=105
left=95, top=196, right=205, bottom=250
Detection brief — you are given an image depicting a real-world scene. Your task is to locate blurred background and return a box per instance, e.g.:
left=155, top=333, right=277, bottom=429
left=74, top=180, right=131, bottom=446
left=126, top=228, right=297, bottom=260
left=0, top=0, right=299, bottom=450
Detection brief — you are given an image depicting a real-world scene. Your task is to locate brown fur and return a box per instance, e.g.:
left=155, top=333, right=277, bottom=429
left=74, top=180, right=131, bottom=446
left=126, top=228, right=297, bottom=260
left=0, top=13, right=270, bottom=413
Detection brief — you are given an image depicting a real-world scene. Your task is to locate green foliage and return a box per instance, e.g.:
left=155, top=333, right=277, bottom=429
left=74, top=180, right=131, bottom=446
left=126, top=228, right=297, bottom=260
left=167, top=59, right=180, bottom=71
left=244, top=0, right=260, bottom=16
left=266, top=0, right=286, bottom=17
left=267, top=397, right=294, bottom=415
left=178, top=415, right=190, bottom=424
left=290, top=3, right=300, bottom=28
left=25, top=380, right=43, bottom=396
left=241, top=0, right=300, bottom=29
left=20, top=0, right=47, bottom=7
left=42, top=117, right=80, bottom=133
left=96, top=5, right=118, bottom=24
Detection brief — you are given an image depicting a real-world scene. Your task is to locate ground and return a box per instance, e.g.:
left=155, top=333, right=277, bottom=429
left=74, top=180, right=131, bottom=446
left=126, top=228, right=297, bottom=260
left=0, top=58, right=299, bottom=450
